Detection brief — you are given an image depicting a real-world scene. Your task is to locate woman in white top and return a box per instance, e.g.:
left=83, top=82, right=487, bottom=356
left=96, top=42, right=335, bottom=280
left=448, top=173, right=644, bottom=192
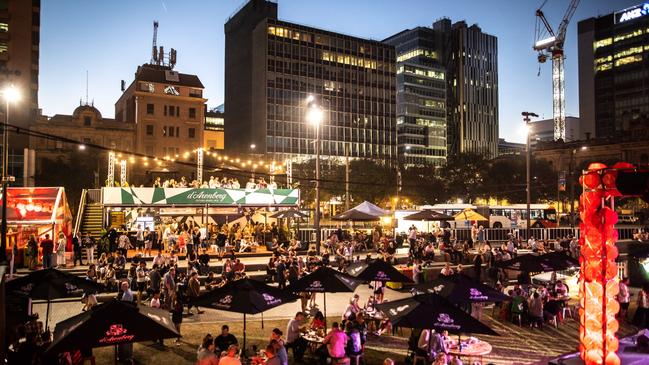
left=56, top=232, right=67, bottom=267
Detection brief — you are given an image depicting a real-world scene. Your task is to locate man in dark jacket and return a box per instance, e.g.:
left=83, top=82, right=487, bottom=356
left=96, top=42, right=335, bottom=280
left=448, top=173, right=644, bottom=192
left=40, top=234, right=54, bottom=269
left=72, top=233, right=83, bottom=266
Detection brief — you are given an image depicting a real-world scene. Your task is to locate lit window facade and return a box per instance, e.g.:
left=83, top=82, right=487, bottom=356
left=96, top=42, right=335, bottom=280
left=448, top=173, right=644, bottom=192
left=579, top=6, right=649, bottom=138
left=225, top=1, right=396, bottom=162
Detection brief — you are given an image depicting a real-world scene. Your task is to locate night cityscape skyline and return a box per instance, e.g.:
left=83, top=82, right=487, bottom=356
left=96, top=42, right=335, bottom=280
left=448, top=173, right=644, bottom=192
left=39, top=0, right=637, bottom=143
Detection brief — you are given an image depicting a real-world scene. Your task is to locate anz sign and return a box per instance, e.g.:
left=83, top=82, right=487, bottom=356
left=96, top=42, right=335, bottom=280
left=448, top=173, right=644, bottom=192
left=616, top=3, right=649, bottom=23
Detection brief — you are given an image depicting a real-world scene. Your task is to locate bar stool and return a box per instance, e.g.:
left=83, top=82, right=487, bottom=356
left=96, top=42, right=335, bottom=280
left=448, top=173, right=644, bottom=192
left=349, top=354, right=364, bottom=365
left=561, top=306, right=573, bottom=320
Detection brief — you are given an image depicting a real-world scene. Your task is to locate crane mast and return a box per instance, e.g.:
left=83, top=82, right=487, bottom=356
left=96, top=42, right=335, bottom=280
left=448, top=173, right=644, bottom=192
left=533, top=0, right=580, bottom=141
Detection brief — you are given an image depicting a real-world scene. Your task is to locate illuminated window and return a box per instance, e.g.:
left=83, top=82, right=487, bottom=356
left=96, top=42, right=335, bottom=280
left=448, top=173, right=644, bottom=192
left=0, top=44, right=6, bottom=54
left=595, top=63, right=612, bottom=72
left=613, top=29, right=644, bottom=43
left=397, top=64, right=444, bottom=80
left=595, top=55, right=613, bottom=65
left=321, top=51, right=376, bottom=69
left=614, top=46, right=643, bottom=59
left=396, top=48, right=437, bottom=63
left=594, top=38, right=612, bottom=49
left=0, top=23, right=7, bottom=32
left=614, top=54, right=642, bottom=67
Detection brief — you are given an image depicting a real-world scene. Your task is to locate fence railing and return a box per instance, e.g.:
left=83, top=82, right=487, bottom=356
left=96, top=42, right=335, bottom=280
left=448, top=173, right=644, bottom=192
left=294, top=225, right=643, bottom=244
left=73, top=189, right=87, bottom=237
left=86, top=189, right=102, bottom=204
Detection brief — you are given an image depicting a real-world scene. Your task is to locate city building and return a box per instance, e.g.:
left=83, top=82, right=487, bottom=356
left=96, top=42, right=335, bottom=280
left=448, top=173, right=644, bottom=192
left=29, top=103, right=135, bottom=186
left=224, top=0, right=397, bottom=162
left=578, top=2, right=649, bottom=139
left=204, top=106, right=225, bottom=150
left=435, top=19, right=499, bottom=158
left=115, top=63, right=207, bottom=164
left=0, top=0, right=41, bottom=185
left=384, top=18, right=499, bottom=161
left=529, top=116, right=581, bottom=147
left=498, top=138, right=525, bottom=156
left=383, top=28, right=448, bottom=167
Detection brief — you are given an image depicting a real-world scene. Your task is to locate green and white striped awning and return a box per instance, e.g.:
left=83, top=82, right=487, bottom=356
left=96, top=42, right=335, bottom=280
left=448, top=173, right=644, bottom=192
left=102, top=187, right=299, bottom=207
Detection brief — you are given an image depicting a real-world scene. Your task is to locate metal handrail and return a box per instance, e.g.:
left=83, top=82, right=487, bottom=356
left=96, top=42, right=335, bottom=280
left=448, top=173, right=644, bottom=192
left=73, top=189, right=87, bottom=237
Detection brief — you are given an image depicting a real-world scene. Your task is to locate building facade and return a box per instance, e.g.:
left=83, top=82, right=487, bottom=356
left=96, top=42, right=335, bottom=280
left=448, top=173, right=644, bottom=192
left=436, top=19, right=499, bottom=158
left=578, top=3, right=649, bottom=139
left=383, top=28, right=447, bottom=166
left=0, top=0, right=40, bottom=185
left=204, top=107, right=225, bottom=150
left=498, top=138, right=525, bottom=156
left=115, top=64, right=207, bottom=160
left=225, top=0, right=397, bottom=162
left=529, top=116, right=581, bottom=147
left=384, top=18, right=499, bottom=161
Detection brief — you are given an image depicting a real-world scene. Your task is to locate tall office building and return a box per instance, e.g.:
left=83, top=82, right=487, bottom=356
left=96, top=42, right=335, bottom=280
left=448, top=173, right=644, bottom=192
left=435, top=19, right=499, bottom=158
left=384, top=28, right=447, bottom=167
left=578, top=3, right=649, bottom=139
left=385, top=19, right=498, bottom=162
left=224, top=0, right=397, bottom=162
left=0, top=0, right=40, bottom=185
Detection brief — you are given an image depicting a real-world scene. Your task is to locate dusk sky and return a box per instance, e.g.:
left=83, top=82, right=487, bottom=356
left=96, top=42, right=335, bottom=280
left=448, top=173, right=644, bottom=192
left=39, top=0, right=638, bottom=143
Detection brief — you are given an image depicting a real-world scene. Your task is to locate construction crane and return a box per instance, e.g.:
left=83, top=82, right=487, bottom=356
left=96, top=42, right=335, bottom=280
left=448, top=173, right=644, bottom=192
left=533, top=0, right=579, bottom=141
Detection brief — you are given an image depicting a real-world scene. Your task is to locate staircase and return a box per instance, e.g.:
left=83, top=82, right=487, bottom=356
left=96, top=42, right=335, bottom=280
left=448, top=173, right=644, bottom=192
left=75, top=189, right=103, bottom=239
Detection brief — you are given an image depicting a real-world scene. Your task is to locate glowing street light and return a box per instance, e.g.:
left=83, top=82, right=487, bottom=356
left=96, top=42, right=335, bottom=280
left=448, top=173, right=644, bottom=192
left=1, top=84, right=20, bottom=262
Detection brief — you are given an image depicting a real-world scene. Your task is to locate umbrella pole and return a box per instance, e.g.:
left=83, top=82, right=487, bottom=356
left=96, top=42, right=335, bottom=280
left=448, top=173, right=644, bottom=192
left=114, top=344, right=118, bottom=365
left=243, top=313, right=247, bottom=359
left=261, top=311, right=264, bottom=329
left=324, top=292, right=327, bottom=328
left=45, top=299, right=51, bottom=331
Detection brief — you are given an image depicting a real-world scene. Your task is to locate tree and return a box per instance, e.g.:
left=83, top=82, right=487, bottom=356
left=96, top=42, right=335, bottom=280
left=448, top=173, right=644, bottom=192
left=35, top=151, right=96, bottom=215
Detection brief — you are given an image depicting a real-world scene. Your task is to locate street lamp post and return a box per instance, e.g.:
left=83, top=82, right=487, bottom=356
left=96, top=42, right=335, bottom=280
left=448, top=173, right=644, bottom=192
left=522, top=111, right=538, bottom=240
left=568, top=145, right=588, bottom=227
left=306, top=97, right=324, bottom=253
left=1, top=85, right=19, bottom=263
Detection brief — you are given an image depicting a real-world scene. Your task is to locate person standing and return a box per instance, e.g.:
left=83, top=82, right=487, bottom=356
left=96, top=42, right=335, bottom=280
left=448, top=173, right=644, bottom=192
left=72, top=233, right=83, bottom=267
left=618, top=277, right=631, bottom=321
left=473, top=252, right=483, bottom=282
left=170, top=295, right=183, bottom=346
left=285, top=312, right=306, bottom=362
left=9, top=240, right=18, bottom=277
left=56, top=232, right=67, bottom=268
left=26, top=234, right=38, bottom=270
left=83, top=232, right=95, bottom=264
left=40, top=234, right=54, bottom=269
left=163, top=267, right=176, bottom=309
left=135, top=225, right=144, bottom=255
left=633, top=283, right=649, bottom=329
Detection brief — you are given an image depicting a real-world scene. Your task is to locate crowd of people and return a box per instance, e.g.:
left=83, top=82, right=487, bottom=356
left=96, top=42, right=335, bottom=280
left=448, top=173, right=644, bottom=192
left=150, top=176, right=282, bottom=191
left=8, top=215, right=649, bottom=365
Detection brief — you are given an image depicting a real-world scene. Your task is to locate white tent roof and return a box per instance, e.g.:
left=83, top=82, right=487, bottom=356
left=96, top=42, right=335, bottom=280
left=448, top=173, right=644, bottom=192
left=352, top=201, right=389, bottom=217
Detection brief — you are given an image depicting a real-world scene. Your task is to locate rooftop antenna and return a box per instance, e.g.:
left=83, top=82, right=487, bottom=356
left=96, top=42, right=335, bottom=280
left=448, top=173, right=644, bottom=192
left=85, top=70, right=89, bottom=105
left=151, top=20, right=159, bottom=64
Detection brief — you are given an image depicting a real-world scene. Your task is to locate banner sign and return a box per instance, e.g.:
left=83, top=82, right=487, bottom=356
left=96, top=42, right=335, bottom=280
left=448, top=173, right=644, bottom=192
left=102, top=187, right=299, bottom=207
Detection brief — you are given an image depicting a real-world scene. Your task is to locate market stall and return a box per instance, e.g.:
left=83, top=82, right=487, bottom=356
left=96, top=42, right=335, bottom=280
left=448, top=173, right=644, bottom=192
left=1, top=187, right=73, bottom=266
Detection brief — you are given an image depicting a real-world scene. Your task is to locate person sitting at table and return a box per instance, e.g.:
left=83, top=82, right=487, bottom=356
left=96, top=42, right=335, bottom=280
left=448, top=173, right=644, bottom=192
left=318, top=322, right=348, bottom=365
left=418, top=329, right=447, bottom=362
left=344, top=322, right=363, bottom=358
left=342, top=295, right=361, bottom=320
left=449, top=354, right=464, bottom=365
left=554, top=280, right=569, bottom=296
left=311, top=311, right=326, bottom=330
left=373, top=281, right=386, bottom=303
left=440, top=262, right=454, bottom=277
left=215, top=325, right=238, bottom=354
left=285, top=312, right=307, bottom=362
left=413, top=259, right=423, bottom=285
left=353, top=315, right=368, bottom=347
left=433, top=352, right=449, bottom=365
left=423, top=242, right=436, bottom=262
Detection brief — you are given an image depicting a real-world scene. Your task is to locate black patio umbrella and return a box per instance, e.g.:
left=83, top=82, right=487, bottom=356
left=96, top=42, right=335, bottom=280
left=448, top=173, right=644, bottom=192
left=46, top=300, right=179, bottom=362
left=346, top=259, right=413, bottom=283
left=376, top=293, right=498, bottom=335
left=495, top=251, right=578, bottom=272
left=6, top=268, right=105, bottom=329
left=191, top=278, right=298, bottom=356
left=402, top=210, right=454, bottom=221
left=408, top=274, right=509, bottom=303
left=332, top=209, right=381, bottom=221
left=286, top=266, right=363, bottom=324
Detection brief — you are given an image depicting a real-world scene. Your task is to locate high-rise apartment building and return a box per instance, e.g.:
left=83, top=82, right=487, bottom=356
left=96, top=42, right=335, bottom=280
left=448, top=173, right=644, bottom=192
left=578, top=3, right=649, bottom=140
left=383, top=28, right=447, bottom=166
left=0, top=0, right=40, bottom=184
left=224, top=0, right=397, bottom=162
left=435, top=19, right=499, bottom=158
left=385, top=19, right=498, bottom=163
